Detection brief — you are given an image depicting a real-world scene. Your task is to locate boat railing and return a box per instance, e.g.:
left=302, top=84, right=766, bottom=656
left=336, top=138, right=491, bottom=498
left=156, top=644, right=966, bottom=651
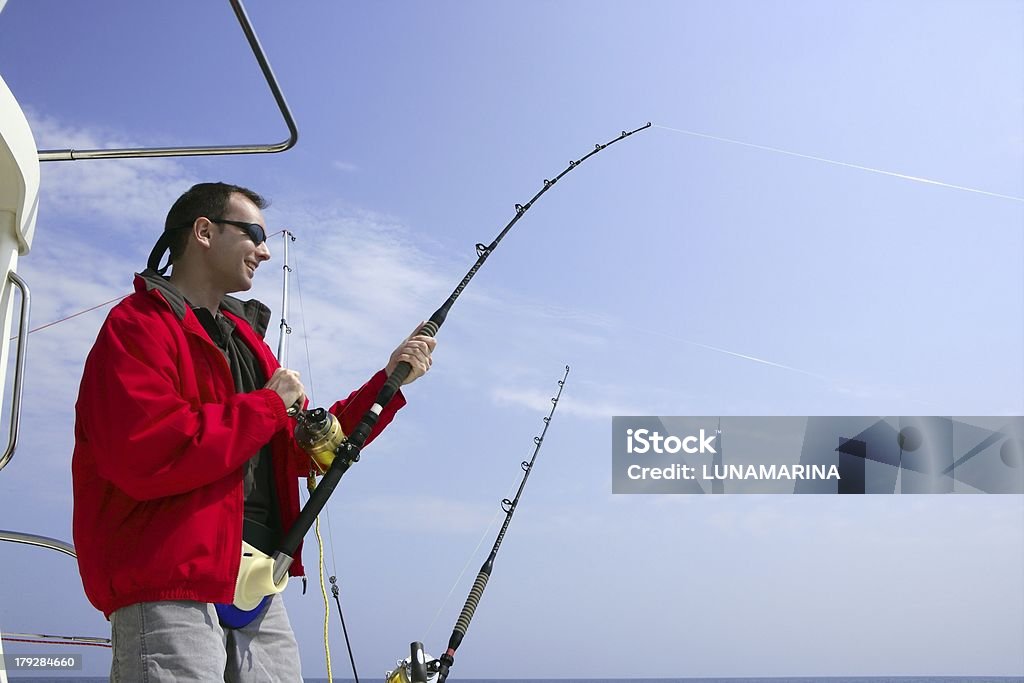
left=0, top=272, right=29, bottom=473
left=0, top=529, right=75, bottom=559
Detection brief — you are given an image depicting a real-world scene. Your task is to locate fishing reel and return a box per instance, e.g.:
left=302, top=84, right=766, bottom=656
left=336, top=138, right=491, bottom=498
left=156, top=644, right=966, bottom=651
left=385, top=643, right=439, bottom=683
left=294, top=407, right=349, bottom=470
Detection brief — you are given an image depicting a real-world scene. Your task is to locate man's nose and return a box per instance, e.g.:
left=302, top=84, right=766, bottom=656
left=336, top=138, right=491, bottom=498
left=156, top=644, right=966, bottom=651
left=256, top=241, right=271, bottom=262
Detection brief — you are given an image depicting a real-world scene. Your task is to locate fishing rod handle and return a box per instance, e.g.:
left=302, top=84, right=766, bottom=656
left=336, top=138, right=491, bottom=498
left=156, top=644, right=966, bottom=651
left=452, top=565, right=491, bottom=646
left=381, top=319, right=439, bottom=396
left=346, top=318, right=440, bottom=448
left=438, top=561, right=493, bottom=681
left=277, top=456, right=353, bottom=555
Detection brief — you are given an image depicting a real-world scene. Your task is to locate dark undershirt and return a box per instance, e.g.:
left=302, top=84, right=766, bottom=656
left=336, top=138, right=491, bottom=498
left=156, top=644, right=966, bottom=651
left=193, top=306, right=281, bottom=556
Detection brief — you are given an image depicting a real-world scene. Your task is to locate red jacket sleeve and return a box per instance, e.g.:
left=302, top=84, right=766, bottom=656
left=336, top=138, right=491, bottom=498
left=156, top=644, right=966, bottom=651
left=77, top=309, right=291, bottom=501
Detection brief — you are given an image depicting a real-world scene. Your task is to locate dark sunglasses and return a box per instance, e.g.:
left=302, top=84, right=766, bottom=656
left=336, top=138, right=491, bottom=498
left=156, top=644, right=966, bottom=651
left=209, top=218, right=267, bottom=246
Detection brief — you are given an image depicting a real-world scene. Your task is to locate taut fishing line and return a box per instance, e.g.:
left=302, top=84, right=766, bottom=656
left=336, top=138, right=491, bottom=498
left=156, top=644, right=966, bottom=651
left=419, top=467, right=527, bottom=643
left=28, top=122, right=1018, bottom=344
left=655, top=124, right=1024, bottom=202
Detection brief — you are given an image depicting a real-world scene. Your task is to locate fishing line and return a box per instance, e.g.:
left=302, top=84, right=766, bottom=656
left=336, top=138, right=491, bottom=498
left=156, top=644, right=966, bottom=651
left=643, top=326, right=833, bottom=382
left=292, top=246, right=357, bottom=680
left=292, top=246, right=340, bottom=579
left=600, top=318, right=952, bottom=412
left=274, top=231, right=339, bottom=678
left=654, top=124, right=1024, bottom=203
left=15, top=230, right=295, bottom=340
left=291, top=250, right=319, bottom=411
left=420, top=466, right=525, bottom=643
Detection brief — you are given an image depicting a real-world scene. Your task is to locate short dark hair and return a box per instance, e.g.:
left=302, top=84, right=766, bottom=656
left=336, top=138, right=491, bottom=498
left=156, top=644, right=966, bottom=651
left=164, top=182, right=268, bottom=263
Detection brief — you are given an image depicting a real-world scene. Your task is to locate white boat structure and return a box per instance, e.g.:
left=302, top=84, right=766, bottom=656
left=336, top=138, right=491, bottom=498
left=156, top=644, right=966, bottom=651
left=0, top=1, right=299, bottom=678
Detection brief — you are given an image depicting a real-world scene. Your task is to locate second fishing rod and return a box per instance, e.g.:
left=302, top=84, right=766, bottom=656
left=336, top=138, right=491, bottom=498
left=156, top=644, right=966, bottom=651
left=386, top=365, right=570, bottom=683
left=256, top=122, right=651, bottom=591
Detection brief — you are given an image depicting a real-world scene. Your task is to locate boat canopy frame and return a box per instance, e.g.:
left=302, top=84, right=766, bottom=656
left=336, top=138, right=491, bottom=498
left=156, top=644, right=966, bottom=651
left=37, top=0, right=298, bottom=162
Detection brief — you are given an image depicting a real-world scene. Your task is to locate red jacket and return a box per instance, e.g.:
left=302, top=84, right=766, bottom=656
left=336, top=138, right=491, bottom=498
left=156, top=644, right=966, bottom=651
left=72, top=273, right=405, bottom=618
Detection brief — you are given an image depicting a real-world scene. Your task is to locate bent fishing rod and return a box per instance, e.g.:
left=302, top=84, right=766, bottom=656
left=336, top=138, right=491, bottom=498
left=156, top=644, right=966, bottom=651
left=229, top=122, right=650, bottom=607
left=386, top=366, right=570, bottom=683
left=280, top=122, right=649, bottom=574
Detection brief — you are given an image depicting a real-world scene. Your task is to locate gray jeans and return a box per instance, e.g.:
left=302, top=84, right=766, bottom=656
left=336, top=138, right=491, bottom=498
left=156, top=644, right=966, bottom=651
left=109, top=597, right=302, bottom=682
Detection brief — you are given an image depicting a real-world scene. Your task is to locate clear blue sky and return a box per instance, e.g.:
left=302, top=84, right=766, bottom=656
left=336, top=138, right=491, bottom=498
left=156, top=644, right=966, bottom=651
left=0, top=0, right=1021, bottom=678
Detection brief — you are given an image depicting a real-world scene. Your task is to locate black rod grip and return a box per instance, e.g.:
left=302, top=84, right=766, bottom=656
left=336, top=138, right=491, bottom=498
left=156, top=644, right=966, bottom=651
left=278, top=456, right=352, bottom=555
left=379, top=319, right=440, bottom=398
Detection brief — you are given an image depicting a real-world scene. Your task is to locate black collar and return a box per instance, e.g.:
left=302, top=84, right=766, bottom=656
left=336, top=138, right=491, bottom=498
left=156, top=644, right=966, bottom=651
left=136, top=268, right=272, bottom=338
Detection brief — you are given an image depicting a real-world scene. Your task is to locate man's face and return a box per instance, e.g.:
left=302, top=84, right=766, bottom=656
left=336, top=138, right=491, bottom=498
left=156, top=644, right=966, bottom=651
left=206, top=193, right=271, bottom=294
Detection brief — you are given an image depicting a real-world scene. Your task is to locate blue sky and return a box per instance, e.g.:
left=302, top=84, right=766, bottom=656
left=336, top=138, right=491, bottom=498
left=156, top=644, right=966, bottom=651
left=0, top=0, right=1021, bottom=678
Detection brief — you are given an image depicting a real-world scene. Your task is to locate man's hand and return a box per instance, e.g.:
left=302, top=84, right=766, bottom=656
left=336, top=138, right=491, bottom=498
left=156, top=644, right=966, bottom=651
left=265, top=368, right=306, bottom=412
left=386, top=322, right=437, bottom=386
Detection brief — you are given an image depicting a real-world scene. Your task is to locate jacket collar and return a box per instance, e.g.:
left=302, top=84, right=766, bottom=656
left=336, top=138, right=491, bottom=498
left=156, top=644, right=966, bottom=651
left=135, top=268, right=272, bottom=338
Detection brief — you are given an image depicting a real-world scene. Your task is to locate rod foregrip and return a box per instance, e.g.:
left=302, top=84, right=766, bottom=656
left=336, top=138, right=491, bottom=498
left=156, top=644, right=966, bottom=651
left=382, top=360, right=412, bottom=398
left=453, top=569, right=490, bottom=643
left=379, top=319, right=441, bottom=400
left=419, top=319, right=440, bottom=337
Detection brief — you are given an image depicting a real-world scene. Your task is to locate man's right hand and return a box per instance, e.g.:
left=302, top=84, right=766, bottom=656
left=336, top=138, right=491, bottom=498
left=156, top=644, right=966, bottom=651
left=265, top=368, right=305, bottom=413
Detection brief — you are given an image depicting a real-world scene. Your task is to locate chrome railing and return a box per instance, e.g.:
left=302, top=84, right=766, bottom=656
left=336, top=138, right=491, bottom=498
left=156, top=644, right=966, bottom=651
left=0, top=530, right=75, bottom=558
left=0, top=271, right=29, bottom=473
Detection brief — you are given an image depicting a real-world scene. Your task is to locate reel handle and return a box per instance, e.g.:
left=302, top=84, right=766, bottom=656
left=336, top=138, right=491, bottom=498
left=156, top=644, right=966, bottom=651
left=409, top=641, right=428, bottom=683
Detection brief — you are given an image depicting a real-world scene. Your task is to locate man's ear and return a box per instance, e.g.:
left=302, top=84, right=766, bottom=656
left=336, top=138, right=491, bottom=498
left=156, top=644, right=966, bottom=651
left=192, top=217, right=215, bottom=249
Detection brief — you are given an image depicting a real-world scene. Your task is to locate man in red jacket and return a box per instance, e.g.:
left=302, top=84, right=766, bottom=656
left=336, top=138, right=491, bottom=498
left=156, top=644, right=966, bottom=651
left=72, top=182, right=435, bottom=681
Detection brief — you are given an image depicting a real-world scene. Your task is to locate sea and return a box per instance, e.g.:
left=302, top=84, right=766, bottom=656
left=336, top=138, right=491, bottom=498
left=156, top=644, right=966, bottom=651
left=6, top=677, right=1024, bottom=682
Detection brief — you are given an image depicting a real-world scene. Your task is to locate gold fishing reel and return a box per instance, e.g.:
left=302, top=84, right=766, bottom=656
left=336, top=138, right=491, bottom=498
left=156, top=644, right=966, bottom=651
left=294, top=407, right=347, bottom=470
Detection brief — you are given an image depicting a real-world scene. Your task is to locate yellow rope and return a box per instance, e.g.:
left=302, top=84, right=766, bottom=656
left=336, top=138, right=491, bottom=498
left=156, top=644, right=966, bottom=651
left=315, top=516, right=332, bottom=682
left=310, top=473, right=332, bottom=683
left=294, top=239, right=339, bottom=682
